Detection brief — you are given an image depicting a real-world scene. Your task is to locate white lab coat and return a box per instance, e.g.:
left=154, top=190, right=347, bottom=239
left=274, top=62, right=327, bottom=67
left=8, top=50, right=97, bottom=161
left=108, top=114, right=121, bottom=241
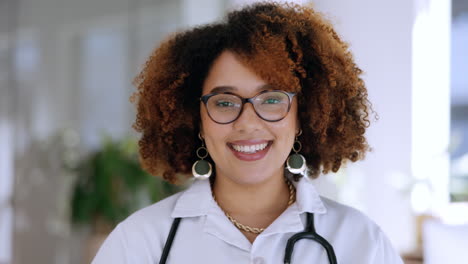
left=92, top=177, right=404, bottom=264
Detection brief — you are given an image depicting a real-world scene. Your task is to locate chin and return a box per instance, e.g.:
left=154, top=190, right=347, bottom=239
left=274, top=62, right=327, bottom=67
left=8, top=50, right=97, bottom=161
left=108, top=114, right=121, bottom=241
left=226, top=166, right=281, bottom=185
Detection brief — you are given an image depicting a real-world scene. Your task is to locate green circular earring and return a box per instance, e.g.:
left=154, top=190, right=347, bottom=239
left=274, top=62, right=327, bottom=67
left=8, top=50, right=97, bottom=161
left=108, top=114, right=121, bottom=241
left=192, top=133, right=212, bottom=180
left=286, top=130, right=307, bottom=176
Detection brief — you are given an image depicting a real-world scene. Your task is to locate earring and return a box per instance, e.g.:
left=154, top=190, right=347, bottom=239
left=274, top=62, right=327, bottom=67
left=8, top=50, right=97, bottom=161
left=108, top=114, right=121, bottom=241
left=286, top=129, right=308, bottom=176
left=192, top=133, right=212, bottom=180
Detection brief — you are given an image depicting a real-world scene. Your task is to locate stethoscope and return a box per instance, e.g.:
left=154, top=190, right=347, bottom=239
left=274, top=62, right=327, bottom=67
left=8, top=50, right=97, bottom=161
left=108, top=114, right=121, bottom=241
left=159, top=212, right=337, bottom=264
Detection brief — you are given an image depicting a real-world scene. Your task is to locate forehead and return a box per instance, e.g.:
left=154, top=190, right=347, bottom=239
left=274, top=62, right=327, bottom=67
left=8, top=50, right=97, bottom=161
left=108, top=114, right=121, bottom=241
left=201, top=48, right=301, bottom=97
left=202, top=50, right=268, bottom=96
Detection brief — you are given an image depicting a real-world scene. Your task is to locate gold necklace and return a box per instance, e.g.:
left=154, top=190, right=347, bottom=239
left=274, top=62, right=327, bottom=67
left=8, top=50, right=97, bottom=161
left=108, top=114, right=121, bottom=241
left=211, top=178, right=296, bottom=234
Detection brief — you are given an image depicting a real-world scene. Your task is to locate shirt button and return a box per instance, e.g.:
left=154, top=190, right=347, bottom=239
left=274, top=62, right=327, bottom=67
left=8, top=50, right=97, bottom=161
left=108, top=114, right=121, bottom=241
left=252, top=257, right=265, bottom=264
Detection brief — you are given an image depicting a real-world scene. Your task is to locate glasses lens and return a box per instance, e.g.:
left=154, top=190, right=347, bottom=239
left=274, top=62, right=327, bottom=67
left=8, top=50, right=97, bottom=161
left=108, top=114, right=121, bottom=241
left=206, top=94, right=242, bottom=123
left=253, top=91, right=290, bottom=121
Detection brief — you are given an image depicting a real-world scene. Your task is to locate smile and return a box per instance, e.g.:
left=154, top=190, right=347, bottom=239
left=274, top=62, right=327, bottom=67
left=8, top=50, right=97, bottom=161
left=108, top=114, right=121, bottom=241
left=227, top=140, right=273, bottom=161
left=231, top=142, right=268, bottom=153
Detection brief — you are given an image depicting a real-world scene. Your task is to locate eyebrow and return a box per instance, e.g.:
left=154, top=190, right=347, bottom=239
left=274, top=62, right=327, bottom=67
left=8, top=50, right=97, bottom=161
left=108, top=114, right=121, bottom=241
left=208, top=84, right=275, bottom=94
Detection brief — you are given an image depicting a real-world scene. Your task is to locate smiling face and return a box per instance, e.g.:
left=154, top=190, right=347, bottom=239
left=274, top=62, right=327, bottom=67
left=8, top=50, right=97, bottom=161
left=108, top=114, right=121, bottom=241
left=200, top=50, right=299, bottom=185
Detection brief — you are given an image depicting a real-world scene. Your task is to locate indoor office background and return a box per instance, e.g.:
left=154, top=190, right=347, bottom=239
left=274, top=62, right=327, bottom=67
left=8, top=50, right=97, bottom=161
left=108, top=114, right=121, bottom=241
left=0, top=0, right=467, bottom=263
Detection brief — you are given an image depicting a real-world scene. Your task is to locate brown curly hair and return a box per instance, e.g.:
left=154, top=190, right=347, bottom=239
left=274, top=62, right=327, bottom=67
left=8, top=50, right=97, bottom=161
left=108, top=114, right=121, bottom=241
left=131, top=1, right=374, bottom=184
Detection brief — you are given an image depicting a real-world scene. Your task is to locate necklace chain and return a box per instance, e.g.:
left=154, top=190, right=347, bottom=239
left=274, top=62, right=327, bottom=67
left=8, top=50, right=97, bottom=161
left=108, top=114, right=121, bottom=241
left=211, top=178, right=296, bottom=234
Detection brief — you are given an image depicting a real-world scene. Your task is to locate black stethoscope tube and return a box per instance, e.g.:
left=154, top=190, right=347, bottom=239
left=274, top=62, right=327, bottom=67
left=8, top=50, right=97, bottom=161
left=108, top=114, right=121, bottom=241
left=284, top=212, right=337, bottom=264
left=159, top=217, right=181, bottom=264
left=160, top=212, right=337, bottom=264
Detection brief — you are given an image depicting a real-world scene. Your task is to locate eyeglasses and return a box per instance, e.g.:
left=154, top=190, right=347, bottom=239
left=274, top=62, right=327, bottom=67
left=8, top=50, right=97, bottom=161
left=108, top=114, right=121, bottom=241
left=200, top=90, right=296, bottom=124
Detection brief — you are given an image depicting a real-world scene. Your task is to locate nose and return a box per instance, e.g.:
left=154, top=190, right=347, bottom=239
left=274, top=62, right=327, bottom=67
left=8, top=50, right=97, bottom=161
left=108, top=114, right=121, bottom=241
left=232, top=102, right=263, bottom=132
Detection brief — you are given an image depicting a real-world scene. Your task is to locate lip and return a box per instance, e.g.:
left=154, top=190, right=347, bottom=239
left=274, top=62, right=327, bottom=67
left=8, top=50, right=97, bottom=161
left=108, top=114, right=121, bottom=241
left=227, top=140, right=273, bottom=161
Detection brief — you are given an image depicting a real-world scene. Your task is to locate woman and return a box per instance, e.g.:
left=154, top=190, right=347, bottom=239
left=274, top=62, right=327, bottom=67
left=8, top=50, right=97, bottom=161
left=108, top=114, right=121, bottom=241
left=93, top=2, right=403, bottom=263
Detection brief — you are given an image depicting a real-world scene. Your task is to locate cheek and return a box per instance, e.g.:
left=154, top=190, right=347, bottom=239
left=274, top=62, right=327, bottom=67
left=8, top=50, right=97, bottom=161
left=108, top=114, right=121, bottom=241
left=274, top=124, right=295, bottom=149
left=200, top=109, right=229, bottom=152
left=270, top=108, right=297, bottom=150
left=278, top=103, right=298, bottom=133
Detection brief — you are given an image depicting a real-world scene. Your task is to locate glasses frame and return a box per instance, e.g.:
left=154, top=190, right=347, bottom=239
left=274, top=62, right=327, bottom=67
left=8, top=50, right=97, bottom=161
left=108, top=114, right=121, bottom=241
left=200, top=90, right=297, bottom=124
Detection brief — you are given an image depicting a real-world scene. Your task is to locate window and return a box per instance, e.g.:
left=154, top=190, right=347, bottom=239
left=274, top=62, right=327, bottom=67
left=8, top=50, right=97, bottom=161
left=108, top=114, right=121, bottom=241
left=450, top=1, right=468, bottom=202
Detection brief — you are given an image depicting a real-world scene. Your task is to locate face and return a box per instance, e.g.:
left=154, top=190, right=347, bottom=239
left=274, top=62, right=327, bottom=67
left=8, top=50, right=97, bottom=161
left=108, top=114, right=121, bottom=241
left=200, top=50, right=299, bottom=185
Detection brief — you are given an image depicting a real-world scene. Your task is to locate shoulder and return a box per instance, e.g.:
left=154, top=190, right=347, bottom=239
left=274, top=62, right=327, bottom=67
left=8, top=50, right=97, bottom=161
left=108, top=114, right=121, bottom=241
left=317, top=197, right=403, bottom=263
left=92, top=191, right=186, bottom=264
left=320, top=196, right=376, bottom=226
left=119, top=191, right=184, bottom=235
left=320, top=196, right=370, bottom=221
left=319, top=196, right=381, bottom=236
left=103, top=191, right=185, bottom=262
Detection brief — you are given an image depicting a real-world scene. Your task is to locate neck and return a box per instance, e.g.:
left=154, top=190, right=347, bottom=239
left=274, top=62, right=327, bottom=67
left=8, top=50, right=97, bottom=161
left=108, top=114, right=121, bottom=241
left=211, top=169, right=291, bottom=217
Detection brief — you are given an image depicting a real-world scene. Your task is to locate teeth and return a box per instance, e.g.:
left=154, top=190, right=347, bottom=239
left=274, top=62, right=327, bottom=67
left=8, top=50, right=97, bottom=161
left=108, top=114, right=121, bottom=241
left=232, top=143, right=268, bottom=153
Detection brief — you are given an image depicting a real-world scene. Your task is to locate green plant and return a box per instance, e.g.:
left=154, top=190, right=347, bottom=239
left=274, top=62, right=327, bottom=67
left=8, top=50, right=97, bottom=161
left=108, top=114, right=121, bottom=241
left=70, top=135, right=181, bottom=230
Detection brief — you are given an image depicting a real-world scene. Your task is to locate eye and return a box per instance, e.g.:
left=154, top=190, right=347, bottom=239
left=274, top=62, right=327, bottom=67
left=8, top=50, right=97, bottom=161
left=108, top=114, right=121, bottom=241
left=215, top=100, right=235, bottom=107
left=262, top=98, right=281, bottom=104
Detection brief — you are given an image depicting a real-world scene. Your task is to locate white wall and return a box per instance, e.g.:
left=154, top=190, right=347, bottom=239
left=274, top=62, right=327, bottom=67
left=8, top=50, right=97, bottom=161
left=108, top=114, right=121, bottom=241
left=312, top=0, right=451, bottom=253
left=310, top=0, right=415, bottom=252
left=411, top=0, right=451, bottom=219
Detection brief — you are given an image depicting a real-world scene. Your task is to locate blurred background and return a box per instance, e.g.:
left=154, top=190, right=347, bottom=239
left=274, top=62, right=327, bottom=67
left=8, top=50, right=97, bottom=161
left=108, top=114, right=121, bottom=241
left=0, top=0, right=467, bottom=263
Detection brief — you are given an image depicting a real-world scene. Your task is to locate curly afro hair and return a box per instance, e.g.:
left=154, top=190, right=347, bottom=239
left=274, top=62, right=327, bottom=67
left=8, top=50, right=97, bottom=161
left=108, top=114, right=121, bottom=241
left=131, top=1, right=374, bottom=184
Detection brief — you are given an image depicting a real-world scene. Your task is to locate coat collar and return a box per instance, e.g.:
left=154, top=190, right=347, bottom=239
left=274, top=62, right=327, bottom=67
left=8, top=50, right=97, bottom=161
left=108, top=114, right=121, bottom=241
left=171, top=176, right=327, bottom=218
left=171, top=176, right=327, bottom=251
